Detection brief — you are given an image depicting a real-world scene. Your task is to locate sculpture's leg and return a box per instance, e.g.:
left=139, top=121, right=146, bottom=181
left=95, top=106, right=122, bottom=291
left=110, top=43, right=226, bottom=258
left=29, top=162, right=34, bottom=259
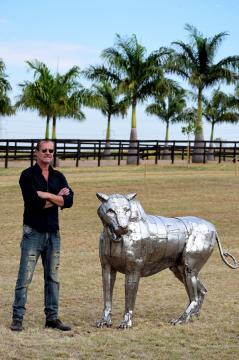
left=196, top=279, right=207, bottom=310
left=170, top=265, right=190, bottom=299
left=170, top=265, right=206, bottom=325
left=96, top=264, right=116, bottom=328
left=118, top=272, right=140, bottom=329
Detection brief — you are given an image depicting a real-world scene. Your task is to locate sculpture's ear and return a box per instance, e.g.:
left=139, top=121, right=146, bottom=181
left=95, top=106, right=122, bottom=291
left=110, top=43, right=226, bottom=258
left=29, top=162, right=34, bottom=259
left=126, top=193, right=137, bottom=201
left=96, top=193, right=109, bottom=202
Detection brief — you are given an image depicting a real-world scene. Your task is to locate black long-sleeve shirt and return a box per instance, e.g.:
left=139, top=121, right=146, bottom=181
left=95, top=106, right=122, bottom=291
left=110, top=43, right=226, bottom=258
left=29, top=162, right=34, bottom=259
left=19, top=163, right=74, bottom=232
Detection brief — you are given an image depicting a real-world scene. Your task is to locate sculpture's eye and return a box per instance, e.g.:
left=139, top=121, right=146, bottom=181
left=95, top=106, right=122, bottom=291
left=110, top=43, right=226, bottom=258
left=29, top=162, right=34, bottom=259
left=107, top=209, right=115, bottom=216
left=124, top=207, right=130, bottom=213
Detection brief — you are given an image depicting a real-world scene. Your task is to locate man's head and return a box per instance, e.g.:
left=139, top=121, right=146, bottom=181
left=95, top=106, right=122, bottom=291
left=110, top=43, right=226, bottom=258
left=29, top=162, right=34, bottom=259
left=35, top=140, right=54, bottom=166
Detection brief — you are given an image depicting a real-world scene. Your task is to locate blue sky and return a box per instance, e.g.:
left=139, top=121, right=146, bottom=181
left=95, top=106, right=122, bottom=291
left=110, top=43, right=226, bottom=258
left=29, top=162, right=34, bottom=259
left=1, top=0, right=239, bottom=140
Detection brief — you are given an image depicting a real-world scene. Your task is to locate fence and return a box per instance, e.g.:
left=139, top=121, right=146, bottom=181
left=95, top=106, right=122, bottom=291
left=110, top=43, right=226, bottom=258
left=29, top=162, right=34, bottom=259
left=0, top=139, right=239, bottom=168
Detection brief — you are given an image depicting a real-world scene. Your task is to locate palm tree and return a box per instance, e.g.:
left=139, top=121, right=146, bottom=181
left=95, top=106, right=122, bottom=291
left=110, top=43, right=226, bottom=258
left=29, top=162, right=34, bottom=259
left=50, top=67, right=85, bottom=139
left=17, top=61, right=53, bottom=138
left=0, top=60, right=11, bottom=94
left=203, top=89, right=239, bottom=142
left=145, top=88, right=187, bottom=142
left=169, top=24, right=239, bottom=162
left=0, top=59, right=15, bottom=117
left=85, top=81, right=128, bottom=154
left=0, top=92, right=15, bottom=116
left=17, top=60, right=85, bottom=139
left=232, top=83, right=239, bottom=111
left=85, top=34, right=172, bottom=164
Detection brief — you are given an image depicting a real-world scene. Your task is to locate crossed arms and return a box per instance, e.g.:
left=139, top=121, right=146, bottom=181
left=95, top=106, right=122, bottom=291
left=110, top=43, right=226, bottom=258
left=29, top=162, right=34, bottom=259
left=37, top=187, right=70, bottom=208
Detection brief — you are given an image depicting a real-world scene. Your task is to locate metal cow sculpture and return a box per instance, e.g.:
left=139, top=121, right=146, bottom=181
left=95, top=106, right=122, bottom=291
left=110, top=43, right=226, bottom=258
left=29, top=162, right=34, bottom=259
left=96, top=193, right=237, bottom=329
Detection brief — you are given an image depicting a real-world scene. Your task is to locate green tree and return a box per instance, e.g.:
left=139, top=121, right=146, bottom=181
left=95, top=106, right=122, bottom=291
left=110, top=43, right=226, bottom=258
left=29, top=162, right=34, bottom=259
left=86, top=81, right=128, bottom=152
left=17, top=60, right=85, bottom=139
left=169, top=24, right=239, bottom=162
left=0, top=59, right=15, bottom=117
left=85, top=34, right=172, bottom=163
left=50, top=67, right=85, bottom=139
left=203, top=89, right=239, bottom=142
left=231, top=83, right=239, bottom=111
left=145, top=88, right=187, bottom=141
left=17, top=61, right=53, bottom=138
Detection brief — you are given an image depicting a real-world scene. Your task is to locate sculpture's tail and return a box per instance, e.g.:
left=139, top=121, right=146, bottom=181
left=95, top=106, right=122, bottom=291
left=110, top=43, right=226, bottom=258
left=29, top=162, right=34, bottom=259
left=216, top=232, right=238, bottom=269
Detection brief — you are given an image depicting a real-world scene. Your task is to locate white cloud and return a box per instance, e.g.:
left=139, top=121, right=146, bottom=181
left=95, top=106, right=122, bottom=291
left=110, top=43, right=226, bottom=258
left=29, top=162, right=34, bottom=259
left=0, top=40, right=100, bottom=71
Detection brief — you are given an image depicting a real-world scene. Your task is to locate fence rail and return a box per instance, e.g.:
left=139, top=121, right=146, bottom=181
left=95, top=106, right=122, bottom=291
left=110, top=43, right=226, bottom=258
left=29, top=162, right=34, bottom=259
left=0, top=139, right=239, bottom=168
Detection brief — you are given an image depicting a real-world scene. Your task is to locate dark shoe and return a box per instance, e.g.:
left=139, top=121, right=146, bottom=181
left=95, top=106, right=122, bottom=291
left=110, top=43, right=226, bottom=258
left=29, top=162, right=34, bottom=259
left=11, top=318, right=23, bottom=331
left=45, top=318, right=71, bottom=331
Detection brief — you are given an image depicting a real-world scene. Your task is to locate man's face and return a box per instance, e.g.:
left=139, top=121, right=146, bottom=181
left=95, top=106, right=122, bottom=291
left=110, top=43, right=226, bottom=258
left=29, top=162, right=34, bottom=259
left=36, top=141, right=54, bottom=165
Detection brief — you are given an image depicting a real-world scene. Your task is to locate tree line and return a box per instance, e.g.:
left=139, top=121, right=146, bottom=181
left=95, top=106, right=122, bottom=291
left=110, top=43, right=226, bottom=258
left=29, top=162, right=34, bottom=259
left=1, top=24, right=239, bottom=163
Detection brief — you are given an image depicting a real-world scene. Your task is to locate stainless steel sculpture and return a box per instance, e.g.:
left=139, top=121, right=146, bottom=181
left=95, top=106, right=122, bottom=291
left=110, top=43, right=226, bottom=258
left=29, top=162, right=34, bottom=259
left=96, top=193, right=238, bottom=328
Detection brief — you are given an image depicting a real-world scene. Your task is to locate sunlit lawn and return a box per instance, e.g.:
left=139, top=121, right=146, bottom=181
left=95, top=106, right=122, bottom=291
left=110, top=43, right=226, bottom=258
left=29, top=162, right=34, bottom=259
left=0, top=161, right=239, bottom=359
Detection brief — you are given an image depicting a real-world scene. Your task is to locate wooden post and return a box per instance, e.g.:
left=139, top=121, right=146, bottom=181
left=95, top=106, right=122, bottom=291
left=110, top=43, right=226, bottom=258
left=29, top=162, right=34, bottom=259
left=121, top=142, right=124, bottom=160
left=233, top=142, right=237, bottom=163
left=98, top=141, right=101, bottom=167
left=14, top=141, right=17, bottom=159
left=76, top=140, right=81, bottom=167
left=118, top=141, right=121, bottom=166
left=233, top=142, right=238, bottom=176
left=5, top=140, right=9, bottom=168
left=30, top=140, right=35, bottom=166
left=203, top=141, right=207, bottom=164
left=63, top=141, right=66, bottom=159
left=218, top=141, right=222, bottom=163
left=53, top=140, right=57, bottom=167
left=155, top=141, right=159, bottom=164
left=171, top=142, right=175, bottom=164
left=137, top=141, right=140, bottom=165
left=182, top=146, right=184, bottom=160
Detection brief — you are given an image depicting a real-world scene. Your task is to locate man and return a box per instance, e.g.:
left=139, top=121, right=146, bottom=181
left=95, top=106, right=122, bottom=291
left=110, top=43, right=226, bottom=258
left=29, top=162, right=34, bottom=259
left=11, top=140, right=74, bottom=332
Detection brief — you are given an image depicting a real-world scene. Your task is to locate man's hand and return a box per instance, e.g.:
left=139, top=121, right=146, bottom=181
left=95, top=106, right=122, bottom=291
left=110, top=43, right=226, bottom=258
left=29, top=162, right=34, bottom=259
left=37, top=189, right=68, bottom=208
left=58, top=187, right=70, bottom=196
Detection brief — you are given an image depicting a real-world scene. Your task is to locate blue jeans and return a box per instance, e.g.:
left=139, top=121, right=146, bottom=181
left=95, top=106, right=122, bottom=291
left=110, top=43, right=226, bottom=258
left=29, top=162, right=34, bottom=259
left=12, top=225, right=61, bottom=321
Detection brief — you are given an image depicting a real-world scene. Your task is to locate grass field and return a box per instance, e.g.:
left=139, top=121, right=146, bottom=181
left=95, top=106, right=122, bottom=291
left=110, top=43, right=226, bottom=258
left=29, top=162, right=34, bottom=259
left=0, top=162, right=239, bottom=359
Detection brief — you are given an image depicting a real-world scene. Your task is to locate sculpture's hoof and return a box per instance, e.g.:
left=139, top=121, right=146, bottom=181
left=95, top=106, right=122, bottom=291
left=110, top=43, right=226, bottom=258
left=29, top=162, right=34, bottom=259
left=117, top=322, right=132, bottom=330
left=170, top=318, right=186, bottom=325
left=170, top=313, right=189, bottom=325
left=96, top=320, right=112, bottom=328
left=170, top=311, right=199, bottom=325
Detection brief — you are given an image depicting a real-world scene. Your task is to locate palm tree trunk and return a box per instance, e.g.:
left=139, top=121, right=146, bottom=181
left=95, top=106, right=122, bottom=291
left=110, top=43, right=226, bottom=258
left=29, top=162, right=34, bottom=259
left=127, top=101, right=138, bottom=165
left=165, top=121, right=169, bottom=142
left=106, top=114, right=111, bottom=142
left=45, top=115, right=50, bottom=139
left=131, top=101, right=137, bottom=129
left=103, top=114, right=111, bottom=158
left=52, top=116, right=57, bottom=140
left=192, top=87, right=205, bottom=163
left=207, top=121, right=215, bottom=161
left=51, top=115, right=59, bottom=166
left=210, top=122, right=215, bottom=142
left=162, top=120, right=171, bottom=160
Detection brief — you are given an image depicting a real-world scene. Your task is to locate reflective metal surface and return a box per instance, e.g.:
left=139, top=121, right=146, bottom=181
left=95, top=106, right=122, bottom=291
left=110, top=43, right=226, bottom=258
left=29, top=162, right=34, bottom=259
left=96, top=193, right=238, bottom=328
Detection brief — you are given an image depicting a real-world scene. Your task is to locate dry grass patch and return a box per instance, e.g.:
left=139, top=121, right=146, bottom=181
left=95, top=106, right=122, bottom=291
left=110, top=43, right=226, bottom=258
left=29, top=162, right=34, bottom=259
left=0, top=163, right=239, bottom=359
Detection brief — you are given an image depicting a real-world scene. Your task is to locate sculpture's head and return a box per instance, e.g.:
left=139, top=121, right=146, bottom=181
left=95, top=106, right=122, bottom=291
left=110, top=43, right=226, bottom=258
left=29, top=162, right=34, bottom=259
left=96, top=193, right=137, bottom=241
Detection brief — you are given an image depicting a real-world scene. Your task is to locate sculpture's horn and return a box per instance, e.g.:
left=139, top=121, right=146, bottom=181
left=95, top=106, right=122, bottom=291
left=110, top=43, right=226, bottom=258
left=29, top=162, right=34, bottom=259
left=126, top=193, right=137, bottom=201
left=96, top=193, right=109, bottom=202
